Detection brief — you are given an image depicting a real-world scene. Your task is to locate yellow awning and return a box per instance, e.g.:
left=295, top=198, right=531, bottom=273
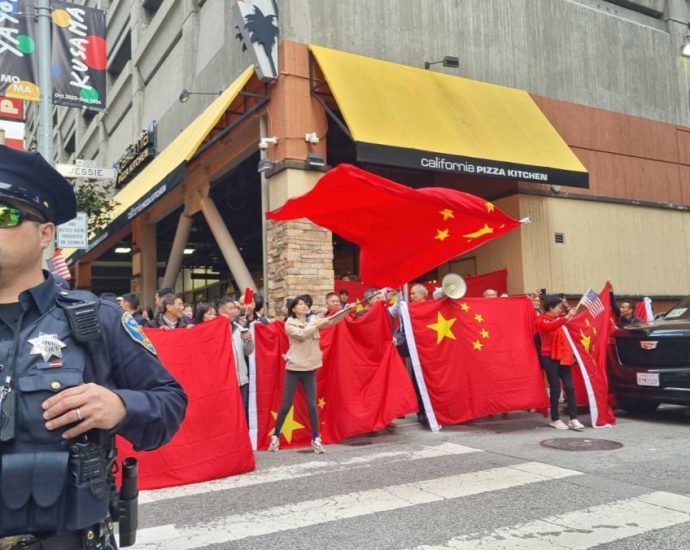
left=309, top=45, right=587, bottom=188
left=66, top=66, right=254, bottom=260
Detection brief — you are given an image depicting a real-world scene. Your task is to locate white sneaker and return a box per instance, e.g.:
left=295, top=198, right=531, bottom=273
left=549, top=419, right=568, bottom=430
left=311, top=437, right=325, bottom=454
left=268, top=435, right=280, bottom=451
left=568, top=419, right=585, bottom=431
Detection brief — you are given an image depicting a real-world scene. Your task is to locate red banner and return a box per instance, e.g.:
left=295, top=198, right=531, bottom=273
left=334, top=269, right=508, bottom=302
left=254, top=303, right=417, bottom=449
left=269, top=164, right=522, bottom=288
left=565, top=283, right=616, bottom=427
left=409, top=297, right=549, bottom=424
left=117, top=318, right=255, bottom=489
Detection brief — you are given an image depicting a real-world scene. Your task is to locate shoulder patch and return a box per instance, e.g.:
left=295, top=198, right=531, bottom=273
left=121, top=312, right=157, bottom=356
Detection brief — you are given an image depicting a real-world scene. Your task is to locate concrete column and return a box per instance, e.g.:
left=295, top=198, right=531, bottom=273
left=162, top=211, right=193, bottom=289
left=199, top=195, right=257, bottom=293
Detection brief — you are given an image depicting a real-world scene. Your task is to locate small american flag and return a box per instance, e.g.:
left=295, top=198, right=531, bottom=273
left=580, top=288, right=604, bottom=317
left=48, top=248, right=72, bottom=281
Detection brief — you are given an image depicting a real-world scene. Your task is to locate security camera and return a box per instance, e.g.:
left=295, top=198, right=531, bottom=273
left=259, top=136, right=278, bottom=150
left=305, top=132, right=320, bottom=145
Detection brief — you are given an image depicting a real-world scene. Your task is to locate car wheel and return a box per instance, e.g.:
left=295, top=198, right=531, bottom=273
left=617, top=396, right=660, bottom=414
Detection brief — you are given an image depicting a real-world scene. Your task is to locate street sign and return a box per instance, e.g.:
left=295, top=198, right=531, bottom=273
left=56, top=162, right=116, bottom=180
left=57, top=212, right=89, bottom=249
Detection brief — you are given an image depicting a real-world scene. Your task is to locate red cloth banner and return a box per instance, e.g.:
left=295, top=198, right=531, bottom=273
left=409, top=297, right=549, bottom=424
left=564, top=283, right=617, bottom=427
left=254, top=303, right=417, bottom=449
left=334, top=269, right=508, bottom=302
left=269, top=164, right=522, bottom=288
left=117, top=318, right=255, bottom=489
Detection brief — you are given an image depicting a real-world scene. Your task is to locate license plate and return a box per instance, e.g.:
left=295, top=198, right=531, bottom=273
left=637, top=372, right=659, bottom=387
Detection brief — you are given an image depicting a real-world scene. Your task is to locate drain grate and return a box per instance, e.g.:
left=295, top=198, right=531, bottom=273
left=540, top=438, right=623, bottom=451
left=344, top=440, right=373, bottom=446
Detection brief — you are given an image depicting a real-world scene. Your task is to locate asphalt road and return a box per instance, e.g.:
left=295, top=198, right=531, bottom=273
left=129, top=406, right=690, bottom=549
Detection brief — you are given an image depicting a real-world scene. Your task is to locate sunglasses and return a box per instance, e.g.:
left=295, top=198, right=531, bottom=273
left=0, top=204, right=45, bottom=227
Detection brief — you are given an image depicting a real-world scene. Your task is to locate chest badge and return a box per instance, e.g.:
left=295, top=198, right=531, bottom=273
left=28, top=333, right=67, bottom=361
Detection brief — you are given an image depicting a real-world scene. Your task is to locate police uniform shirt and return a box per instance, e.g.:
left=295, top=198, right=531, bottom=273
left=3, top=273, right=187, bottom=451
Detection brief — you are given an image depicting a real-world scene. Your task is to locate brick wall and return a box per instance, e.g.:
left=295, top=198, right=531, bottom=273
left=266, top=219, right=334, bottom=319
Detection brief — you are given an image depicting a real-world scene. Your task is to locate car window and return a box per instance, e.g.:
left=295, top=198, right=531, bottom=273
left=661, top=297, right=690, bottom=320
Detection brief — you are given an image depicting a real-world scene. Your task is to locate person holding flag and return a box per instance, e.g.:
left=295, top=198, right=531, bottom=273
left=269, top=295, right=351, bottom=453
left=535, top=295, right=585, bottom=431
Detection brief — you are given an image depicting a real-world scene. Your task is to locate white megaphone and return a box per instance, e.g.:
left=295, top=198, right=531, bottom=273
left=440, top=273, right=467, bottom=299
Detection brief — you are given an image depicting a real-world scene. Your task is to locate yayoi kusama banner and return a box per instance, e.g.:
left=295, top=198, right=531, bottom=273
left=0, top=0, right=106, bottom=110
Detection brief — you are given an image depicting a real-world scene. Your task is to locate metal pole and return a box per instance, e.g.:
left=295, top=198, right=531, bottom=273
left=259, top=115, right=269, bottom=298
left=35, top=0, right=53, bottom=162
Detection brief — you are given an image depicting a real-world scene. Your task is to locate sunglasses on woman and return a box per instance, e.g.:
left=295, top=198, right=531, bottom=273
left=0, top=203, right=45, bottom=227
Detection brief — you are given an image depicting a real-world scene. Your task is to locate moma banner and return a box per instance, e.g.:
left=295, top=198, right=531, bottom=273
left=0, top=1, right=39, bottom=102
left=51, top=1, right=106, bottom=110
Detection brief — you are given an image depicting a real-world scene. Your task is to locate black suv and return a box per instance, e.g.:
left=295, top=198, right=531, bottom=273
left=608, top=296, right=690, bottom=413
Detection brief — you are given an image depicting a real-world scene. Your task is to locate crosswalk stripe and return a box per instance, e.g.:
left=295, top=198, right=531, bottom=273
left=407, top=491, right=690, bottom=549
left=138, top=442, right=480, bottom=504
left=132, top=461, right=580, bottom=549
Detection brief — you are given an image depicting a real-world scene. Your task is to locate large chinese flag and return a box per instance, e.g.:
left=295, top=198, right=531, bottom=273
left=409, top=297, right=549, bottom=424
left=564, top=283, right=616, bottom=427
left=254, top=303, right=417, bottom=450
left=268, top=164, right=522, bottom=288
left=117, top=318, right=255, bottom=489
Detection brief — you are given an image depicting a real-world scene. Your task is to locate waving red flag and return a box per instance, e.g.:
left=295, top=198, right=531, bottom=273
left=408, top=297, right=549, bottom=424
left=268, top=164, right=523, bottom=288
left=563, top=283, right=616, bottom=427
left=254, top=303, right=416, bottom=450
left=117, top=318, right=255, bottom=489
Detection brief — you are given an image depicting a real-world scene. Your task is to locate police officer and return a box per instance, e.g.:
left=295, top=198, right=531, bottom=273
left=0, top=146, right=187, bottom=549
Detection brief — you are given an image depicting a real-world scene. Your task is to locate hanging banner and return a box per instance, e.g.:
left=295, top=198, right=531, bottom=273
left=0, top=1, right=39, bottom=102
left=51, top=1, right=106, bottom=110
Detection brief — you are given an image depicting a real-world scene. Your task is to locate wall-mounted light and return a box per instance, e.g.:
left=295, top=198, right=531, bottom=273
left=682, top=27, right=690, bottom=58
left=183, top=248, right=195, bottom=255
left=179, top=89, right=222, bottom=103
left=114, top=247, right=132, bottom=254
left=424, top=56, right=460, bottom=70
left=305, top=152, right=326, bottom=169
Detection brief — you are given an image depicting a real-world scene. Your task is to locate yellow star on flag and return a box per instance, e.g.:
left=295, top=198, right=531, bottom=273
left=427, top=312, right=457, bottom=344
left=472, top=340, right=483, bottom=351
left=318, top=397, right=326, bottom=410
left=474, top=313, right=484, bottom=323
left=585, top=318, right=591, bottom=327
left=580, top=330, right=591, bottom=353
left=480, top=328, right=490, bottom=339
left=463, top=224, right=494, bottom=240
left=440, top=208, right=455, bottom=220
left=485, top=202, right=495, bottom=213
left=269, top=406, right=305, bottom=443
left=460, top=302, right=470, bottom=312
left=435, top=229, right=450, bottom=242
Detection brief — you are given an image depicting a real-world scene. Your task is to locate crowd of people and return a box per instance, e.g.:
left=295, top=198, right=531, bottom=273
left=102, top=282, right=645, bottom=442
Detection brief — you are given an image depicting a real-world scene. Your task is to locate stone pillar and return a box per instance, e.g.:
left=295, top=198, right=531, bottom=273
left=266, top=169, right=334, bottom=319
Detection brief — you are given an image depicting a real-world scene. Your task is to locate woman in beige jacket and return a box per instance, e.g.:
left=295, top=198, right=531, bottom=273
left=268, top=295, right=349, bottom=453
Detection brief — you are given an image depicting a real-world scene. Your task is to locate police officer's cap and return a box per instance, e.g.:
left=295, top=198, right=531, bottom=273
left=0, top=145, right=77, bottom=225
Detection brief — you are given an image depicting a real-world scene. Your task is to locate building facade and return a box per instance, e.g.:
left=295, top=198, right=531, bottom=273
left=26, top=0, right=690, bottom=313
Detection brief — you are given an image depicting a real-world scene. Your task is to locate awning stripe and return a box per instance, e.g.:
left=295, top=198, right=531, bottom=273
left=357, top=142, right=589, bottom=188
